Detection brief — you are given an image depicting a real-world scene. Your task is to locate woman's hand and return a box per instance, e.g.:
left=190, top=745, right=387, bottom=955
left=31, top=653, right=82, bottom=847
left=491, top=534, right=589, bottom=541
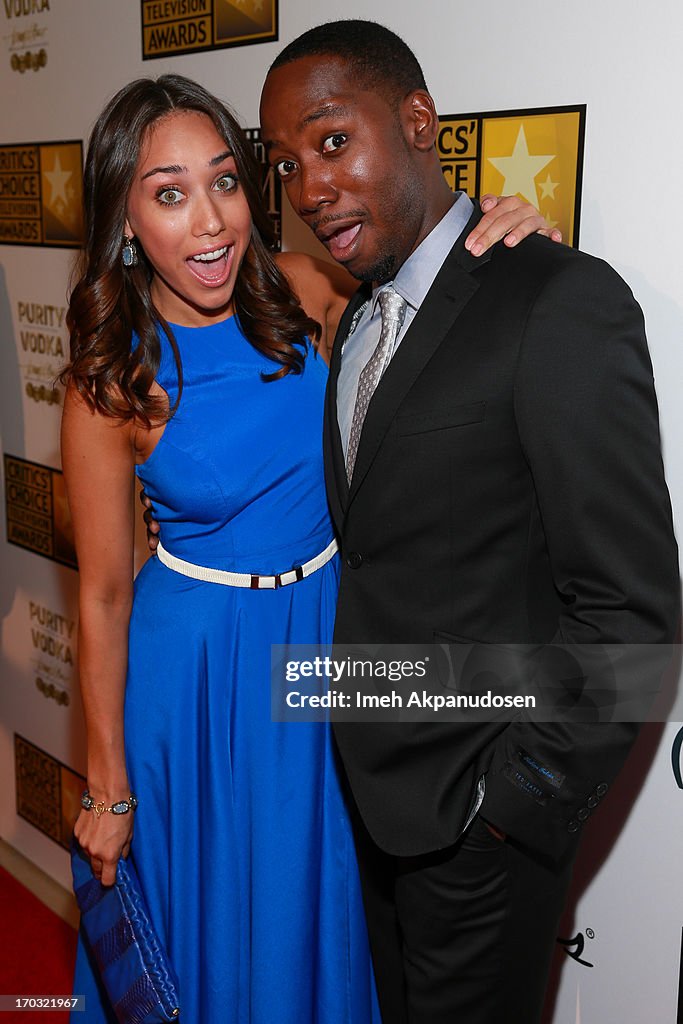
left=466, top=194, right=563, bottom=257
left=73, top=799, right=134, bottom=887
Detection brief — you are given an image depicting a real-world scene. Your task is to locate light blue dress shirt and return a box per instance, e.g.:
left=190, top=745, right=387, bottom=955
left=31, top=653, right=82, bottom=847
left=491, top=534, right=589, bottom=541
left=337, top=192, right=474, bottom=458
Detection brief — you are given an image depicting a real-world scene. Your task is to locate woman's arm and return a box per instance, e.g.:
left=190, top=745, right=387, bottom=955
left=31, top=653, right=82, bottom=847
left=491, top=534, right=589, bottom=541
left=61, top=387, right=137, bottom=885
left=466, top=193, right=562, bottom=256
left=276, top=251, right=357, bottom=364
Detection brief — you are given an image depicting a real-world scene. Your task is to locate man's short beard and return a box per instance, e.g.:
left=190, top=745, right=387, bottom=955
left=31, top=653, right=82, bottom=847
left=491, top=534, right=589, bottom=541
left=350, top=250, right=400, bottom=285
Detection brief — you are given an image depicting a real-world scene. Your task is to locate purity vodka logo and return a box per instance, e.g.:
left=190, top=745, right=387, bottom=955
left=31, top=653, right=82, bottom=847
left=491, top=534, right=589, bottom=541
left=3, top=0, right=50, bottom=74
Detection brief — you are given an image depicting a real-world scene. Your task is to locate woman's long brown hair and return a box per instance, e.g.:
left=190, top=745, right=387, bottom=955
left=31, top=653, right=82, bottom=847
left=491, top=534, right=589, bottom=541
left=62, top=74, right=320, bottom=426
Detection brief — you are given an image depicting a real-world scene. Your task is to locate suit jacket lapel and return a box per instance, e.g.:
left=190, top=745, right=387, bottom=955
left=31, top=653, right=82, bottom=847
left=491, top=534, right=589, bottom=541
left=323, top=284, right=371, bottom=527
left=347, top=209, right=493, bottom=504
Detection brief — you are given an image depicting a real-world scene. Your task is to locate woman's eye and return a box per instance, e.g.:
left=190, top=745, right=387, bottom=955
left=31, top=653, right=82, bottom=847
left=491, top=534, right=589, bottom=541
left=157, top=188, right=183, bottom=206
left=275, top=159, right=297, bottom=179
left=215, top=173, right=238, bottom=192
left=322, top=134, right=347, bottom=154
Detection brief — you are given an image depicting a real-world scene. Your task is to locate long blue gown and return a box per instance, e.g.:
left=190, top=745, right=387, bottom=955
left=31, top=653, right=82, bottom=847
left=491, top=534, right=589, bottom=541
left=72, top=317, right=380, bottom=1023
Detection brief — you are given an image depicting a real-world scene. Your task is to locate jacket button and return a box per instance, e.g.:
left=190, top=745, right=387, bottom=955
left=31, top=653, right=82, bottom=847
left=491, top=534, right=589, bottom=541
left=587, top=795, right=598, bottom=809
left=577, top=807, right=590, bottom=821
left=567, top=819, right=580, bottom=832
left=346, top=551, right=363, bottom=569
left=596, top=782, right=609, bottom=797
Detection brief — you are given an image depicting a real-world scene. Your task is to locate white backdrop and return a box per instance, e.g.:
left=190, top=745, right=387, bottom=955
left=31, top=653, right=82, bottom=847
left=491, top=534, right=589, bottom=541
left=1, top=1, right=682, bottom=1020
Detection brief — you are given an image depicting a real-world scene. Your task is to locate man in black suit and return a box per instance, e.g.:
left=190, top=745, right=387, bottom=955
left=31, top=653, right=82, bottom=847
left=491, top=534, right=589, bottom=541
left=259, top=19, right=680, bottom=1024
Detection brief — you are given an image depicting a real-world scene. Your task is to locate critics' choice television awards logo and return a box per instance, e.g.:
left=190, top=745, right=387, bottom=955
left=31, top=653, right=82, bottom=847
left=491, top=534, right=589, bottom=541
left=0, top=140, right=84, bottom=247
left=15, top=734, right=84, bottom=850
left=245, top=127, right=281, bottom=250
left=4, top=454, right=77, bottom=569
left=437, top=106, right=585, bottom=247
left=2, top=0, right=50, bottom=74
left=141, top=0, right=277, bottom=59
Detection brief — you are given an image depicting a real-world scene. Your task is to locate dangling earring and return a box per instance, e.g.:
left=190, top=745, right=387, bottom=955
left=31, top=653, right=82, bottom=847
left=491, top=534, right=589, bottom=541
left=122, top=235, right=138, bottom=267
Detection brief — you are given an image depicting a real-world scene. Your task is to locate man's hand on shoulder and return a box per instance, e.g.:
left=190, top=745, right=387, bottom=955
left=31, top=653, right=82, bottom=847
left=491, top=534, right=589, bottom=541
left=139, top=488, right=159, bottom=552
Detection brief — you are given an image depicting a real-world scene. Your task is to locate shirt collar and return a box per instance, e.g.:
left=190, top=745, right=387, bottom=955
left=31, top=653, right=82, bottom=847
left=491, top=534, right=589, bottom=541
left=370, top=191, right=474, bottom=317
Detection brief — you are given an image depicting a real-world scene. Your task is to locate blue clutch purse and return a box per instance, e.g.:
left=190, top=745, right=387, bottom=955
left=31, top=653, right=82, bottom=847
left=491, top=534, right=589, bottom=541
left=71, top=838, right=181, bottom=1023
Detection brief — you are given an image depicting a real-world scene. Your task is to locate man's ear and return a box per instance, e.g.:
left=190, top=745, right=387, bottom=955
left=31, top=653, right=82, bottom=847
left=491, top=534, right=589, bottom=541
left=401, top=89, right=439, bottom=152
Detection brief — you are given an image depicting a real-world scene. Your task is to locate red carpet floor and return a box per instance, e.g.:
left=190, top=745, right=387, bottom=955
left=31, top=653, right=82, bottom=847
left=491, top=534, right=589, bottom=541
left=0, top=864, right=77, bottom=1022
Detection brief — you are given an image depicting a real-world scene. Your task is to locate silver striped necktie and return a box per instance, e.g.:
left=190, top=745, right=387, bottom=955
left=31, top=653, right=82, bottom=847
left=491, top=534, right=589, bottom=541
left=346, top=287, right=407, bottom=483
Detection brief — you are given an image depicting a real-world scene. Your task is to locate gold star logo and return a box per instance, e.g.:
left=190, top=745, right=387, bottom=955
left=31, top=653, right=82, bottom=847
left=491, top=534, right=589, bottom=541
left=44, top=152, right=73, bottom=210
left=539, top=174, right=559, bottom=200
left=487, top=125, right=555, bottom=205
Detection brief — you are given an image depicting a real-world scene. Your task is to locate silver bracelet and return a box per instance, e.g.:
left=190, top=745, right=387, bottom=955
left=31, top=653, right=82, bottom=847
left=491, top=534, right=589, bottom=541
left=81, top=789, right=138, bottom=818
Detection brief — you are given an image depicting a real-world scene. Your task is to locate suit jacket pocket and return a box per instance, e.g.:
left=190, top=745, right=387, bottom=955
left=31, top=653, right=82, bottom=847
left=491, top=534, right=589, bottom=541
left=433, top=630, right=534, bottom=705
left=397, top=401, right=486, bottom=436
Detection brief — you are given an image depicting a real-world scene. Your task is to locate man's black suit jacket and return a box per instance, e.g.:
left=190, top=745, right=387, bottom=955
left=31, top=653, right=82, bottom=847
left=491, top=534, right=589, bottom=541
left=324, top=208, right=680, bottom=864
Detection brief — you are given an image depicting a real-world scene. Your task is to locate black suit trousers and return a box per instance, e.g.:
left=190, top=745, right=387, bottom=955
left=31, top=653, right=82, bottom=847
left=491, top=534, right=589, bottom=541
left=351, top=800, right=573, bottom=1024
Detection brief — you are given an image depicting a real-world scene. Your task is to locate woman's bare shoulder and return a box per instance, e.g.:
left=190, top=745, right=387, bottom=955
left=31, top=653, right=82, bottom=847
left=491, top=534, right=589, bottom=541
left=276, top=251, right=355, bottom=311
left=275, top=251, right=357, bottom=361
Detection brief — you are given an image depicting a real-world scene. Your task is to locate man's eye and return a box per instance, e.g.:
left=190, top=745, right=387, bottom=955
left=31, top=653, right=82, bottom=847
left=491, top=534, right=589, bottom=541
left=322, top=134, right=347, bottom=154
left=214, top=173, right=238, bottom=192
left=156, top=188, right=184, bottom=206
left=275, top=159, right=297, bottom=179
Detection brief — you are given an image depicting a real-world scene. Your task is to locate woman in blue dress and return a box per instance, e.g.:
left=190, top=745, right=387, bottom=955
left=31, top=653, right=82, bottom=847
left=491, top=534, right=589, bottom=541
left=63, top=73, right=372, bottom=1023
left=62, top=74, right=551, bottom=1023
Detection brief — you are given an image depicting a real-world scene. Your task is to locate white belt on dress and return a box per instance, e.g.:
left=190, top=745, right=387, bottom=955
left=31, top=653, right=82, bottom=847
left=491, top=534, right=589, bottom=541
left=155, top=538, right=338, bottom=589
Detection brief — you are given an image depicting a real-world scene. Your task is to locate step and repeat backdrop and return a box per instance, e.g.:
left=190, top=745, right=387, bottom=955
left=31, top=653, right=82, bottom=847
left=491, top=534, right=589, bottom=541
left=1, top=1, right=682, bottom=1020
